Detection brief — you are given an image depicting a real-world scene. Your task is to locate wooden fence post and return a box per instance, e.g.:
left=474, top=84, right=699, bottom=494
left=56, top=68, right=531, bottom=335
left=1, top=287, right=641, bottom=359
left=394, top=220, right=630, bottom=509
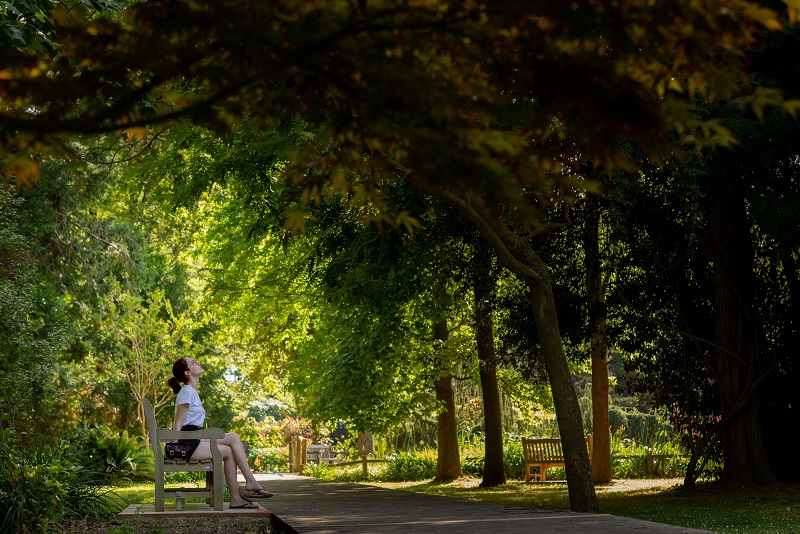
left=290, top=436, right=307, bottom=473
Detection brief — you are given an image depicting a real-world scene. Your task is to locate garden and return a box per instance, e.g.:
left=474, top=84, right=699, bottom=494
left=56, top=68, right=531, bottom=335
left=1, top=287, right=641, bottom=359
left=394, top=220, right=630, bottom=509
left=3, top=1, right=800, bottom=533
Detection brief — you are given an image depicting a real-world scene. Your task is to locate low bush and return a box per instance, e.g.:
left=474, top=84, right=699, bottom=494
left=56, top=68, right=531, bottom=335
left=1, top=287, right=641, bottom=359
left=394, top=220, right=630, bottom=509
left=378, top=450, right=437, bottom=482
left=503, top=438, right=525, bottom=480
left=611, top=437, right=690, bottom=479
left=70, top=425, right=154, bottom=483
left=0, top=430, right=123, bottom=534
left=251, top=446, right=289, bottom=472
left=461, top=457, right=484, bottom=477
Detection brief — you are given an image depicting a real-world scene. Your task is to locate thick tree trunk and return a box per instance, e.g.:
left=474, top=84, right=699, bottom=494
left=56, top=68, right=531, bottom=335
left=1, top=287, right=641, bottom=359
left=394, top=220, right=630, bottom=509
left=434, top=188, right=598, bottom=511
left=707, top=190, right=774, bottom=484
left=434, top=318, right=462, bottom=481
left=584, top=199, right=612, bottom=483
left=474, top=245, right=506, bottom=486
left=528, top=273, right=598, bottom=511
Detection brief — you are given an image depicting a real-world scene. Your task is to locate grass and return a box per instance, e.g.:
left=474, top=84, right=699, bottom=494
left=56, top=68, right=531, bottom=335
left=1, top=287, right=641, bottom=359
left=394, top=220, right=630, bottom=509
left=369, top=477, right=800, bottom=534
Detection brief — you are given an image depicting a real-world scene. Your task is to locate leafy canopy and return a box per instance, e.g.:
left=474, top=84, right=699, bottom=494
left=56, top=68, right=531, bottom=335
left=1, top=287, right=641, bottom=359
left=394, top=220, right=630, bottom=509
left=2, top=0, right=798, bottom=222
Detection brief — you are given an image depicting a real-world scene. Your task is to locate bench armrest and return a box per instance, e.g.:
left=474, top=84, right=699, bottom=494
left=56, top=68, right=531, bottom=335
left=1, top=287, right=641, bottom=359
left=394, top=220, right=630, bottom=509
left=158, top=428, right=225, bottom=440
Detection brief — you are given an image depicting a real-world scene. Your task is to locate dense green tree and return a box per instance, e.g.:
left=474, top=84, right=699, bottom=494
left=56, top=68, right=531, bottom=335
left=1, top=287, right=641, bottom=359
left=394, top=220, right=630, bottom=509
left=3, top=0, right=797, bottom=511
left=0, top=185, right=64, bottom=446
left=603, top=17, right=800, bottom=486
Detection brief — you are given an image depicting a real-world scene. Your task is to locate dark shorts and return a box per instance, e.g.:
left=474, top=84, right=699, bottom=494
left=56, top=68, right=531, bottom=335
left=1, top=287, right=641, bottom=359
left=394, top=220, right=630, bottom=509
left=172, top=424, right=201, bottom=460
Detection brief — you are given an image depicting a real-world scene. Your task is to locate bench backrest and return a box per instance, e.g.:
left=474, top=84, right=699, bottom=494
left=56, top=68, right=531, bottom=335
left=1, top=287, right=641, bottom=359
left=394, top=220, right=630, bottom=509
left=144, top=398, right=160, bottom=453
left=522, top=436, right=592, bottom=463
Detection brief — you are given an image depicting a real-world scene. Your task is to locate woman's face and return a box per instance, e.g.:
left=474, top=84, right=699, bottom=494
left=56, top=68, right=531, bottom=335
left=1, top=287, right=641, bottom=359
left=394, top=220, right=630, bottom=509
left=184, top=358, right=204, bottom=377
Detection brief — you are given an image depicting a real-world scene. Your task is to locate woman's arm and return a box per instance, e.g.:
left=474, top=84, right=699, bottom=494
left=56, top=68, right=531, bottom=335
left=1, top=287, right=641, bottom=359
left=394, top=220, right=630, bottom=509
left=173, top=403, right=189, bottom=432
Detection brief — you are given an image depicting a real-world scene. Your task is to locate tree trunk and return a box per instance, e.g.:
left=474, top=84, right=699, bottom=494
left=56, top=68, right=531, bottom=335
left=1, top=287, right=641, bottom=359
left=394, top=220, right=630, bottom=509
left=474, top=245, right=506, bottom=486
left=584, top=199, right=612, bottom=483
left=528, top=270, right=598, bottom=511
left=434, top=318, right=462, bottom=481
left=433, top=188, right=598, bottom=511
left=706, top=189, right=774, bottom=484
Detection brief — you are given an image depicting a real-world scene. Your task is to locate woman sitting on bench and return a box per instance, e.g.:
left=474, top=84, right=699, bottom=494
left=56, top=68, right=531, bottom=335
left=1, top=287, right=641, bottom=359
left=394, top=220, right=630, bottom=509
left=168, top=356, right=274, bottom=509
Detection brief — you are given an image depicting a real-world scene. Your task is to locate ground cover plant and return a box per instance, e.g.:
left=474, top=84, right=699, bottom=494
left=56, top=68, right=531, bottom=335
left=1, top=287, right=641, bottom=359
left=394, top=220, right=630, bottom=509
left=311, top=433, right=698, bottom=483
left=0, top=430, right=125, bottom=533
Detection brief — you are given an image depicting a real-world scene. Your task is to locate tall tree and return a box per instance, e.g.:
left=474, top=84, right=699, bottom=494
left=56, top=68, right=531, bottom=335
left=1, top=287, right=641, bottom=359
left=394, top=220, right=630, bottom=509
left=473, top=244, right=506, bottom=486
left=434, top=190, right=597, bottom=511
left=3, top=0, right=795, bottom=511
left=0, top=185, right=63, bottom=446
left=584, top=196, right=612, bottom=483
left=433, top=317, right=462, bottom=481
left=98, top=287, right=199, bottom=443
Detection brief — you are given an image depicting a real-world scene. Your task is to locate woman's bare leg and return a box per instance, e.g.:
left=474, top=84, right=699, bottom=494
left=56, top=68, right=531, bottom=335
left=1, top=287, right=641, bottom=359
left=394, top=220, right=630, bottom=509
left=217, top=432, right=271, bottom=494
left=192, top=442, right=256, bottom=507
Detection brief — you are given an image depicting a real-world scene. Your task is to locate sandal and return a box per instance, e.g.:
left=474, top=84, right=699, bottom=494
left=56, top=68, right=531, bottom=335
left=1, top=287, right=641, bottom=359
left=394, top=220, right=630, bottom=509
left=230, top=501, right=259, bottom=509
left=242, top=488, right=274, bottom=499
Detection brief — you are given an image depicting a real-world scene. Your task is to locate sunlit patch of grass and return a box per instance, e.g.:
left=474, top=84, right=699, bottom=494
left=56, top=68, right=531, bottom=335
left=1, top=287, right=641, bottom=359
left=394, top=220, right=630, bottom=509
left=371, top=477, right=800, bottom=534
left=102, top=480, right=233, bottom=511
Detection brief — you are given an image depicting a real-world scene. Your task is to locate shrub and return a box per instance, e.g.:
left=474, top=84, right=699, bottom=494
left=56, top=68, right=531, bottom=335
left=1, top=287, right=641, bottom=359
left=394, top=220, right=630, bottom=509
left=164, top=471, right=206, bottom=484
left=377, top=450, right=437, bottom=482
left=0, top=430, right=123, bottom=533
left=317, top=465, right=373, bottom=483
left=503, top=438, right=525, bottom=480
left=461, top=457, right=484, bottom=477
left=231, top=416, right=316, bottom=452
left=251, top=447, right=289, bottom=472
left=71, top=425, right=154, bottom=483
left=610, top=435, right=690, bottom=479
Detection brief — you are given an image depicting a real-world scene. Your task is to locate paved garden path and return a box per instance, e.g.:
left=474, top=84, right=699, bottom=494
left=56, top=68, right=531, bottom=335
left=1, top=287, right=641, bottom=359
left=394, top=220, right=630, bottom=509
left=250, top=473, right=715, bottom=533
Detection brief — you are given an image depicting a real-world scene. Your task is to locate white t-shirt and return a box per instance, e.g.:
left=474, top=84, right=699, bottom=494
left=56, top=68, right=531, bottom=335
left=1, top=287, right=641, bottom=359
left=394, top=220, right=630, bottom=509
left=175, top=384, right=206, bottom=427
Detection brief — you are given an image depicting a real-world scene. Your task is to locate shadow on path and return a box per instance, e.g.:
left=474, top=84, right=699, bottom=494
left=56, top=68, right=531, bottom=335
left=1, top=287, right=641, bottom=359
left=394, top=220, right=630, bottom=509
left=247, top=473, right=713, bottom=533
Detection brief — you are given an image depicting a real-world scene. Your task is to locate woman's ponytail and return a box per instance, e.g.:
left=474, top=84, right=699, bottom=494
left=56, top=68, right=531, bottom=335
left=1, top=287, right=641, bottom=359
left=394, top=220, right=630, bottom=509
left=167, top=376, right=181, bottom=395
left=168, top=357, right=189, bottom=395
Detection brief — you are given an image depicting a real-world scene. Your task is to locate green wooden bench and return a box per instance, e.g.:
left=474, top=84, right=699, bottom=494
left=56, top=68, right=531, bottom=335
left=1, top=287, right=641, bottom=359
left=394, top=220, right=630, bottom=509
left=144, top=398, right=225, bottom=511
left=522, top=436, right=593, bottom=482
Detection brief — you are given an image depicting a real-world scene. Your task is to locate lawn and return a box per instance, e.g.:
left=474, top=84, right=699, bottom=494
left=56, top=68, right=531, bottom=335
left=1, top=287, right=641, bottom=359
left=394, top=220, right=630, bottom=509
left=369, top=477, right=800, bottom=534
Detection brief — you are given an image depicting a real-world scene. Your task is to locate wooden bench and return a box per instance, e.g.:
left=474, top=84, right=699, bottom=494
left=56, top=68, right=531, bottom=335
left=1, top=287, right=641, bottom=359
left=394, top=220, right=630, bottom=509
left=144, top=398, right=225, bottom=511
left=522, top=436, right=593, bottom=482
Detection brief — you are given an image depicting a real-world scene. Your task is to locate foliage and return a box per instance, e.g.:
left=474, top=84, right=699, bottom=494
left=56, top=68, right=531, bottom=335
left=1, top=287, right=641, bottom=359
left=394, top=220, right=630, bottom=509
left=0, top=185, right=66, bottom=447
left=231, top=416, right=293, bottom=450
left=70, top=425, right=154, bottom=484
left=0, top=0, right=128, bottom=53
left=164, top=471, right=205, bottom=484
left=301, top=462, right=331, bottom=480
left=251, top=447, right=288, bottom=473
left=3, top=0, right=796, bottom=208
left=230, top=415, right=309, bottom=471
left=0, top=430, right=123, bottom=534
left=502, top=438, right=526, bottom=481
left=97, top=284, right=203, bottom=440
left=378, top=451, right=438, bottom=482
left=314, top=429, right=695, bottom=483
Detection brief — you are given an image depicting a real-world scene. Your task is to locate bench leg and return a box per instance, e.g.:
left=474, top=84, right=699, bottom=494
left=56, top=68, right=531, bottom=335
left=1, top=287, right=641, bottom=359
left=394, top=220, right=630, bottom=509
left=155, top=474, right=165, bottom=512
left=529, top=464, right=544, bottom=482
